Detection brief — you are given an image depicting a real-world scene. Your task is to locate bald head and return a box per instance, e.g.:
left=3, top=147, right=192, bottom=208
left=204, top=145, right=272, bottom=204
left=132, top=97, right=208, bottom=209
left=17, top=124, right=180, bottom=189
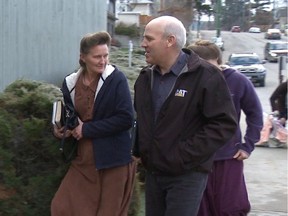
left=147, top=16, right=187, bottom=50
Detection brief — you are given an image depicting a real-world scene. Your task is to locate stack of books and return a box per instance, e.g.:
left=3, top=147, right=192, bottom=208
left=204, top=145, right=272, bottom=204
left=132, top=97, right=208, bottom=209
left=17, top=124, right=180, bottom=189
left=52, top=100, right=65, bottom=128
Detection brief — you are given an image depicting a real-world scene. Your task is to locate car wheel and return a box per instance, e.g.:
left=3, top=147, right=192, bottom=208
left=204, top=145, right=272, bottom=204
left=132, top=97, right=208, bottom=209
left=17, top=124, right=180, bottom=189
left=259, top=79, right=265, bottom=87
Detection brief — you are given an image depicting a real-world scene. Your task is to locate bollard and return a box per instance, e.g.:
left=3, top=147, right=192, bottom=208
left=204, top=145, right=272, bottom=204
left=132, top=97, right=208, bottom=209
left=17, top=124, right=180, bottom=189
left=278, top=56, right=287, bottom=84
left=128, top=40, right=133, bottom=68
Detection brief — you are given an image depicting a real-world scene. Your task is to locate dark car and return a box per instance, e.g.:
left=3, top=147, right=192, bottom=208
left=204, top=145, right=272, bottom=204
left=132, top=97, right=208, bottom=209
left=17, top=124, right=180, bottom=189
left=264, top=41, right=288, bottom=62
left=231, top=26, right=241, bottom=32
left=264, top=29, right=281, bottom=39
left=226, top=53, right=266, bottom=87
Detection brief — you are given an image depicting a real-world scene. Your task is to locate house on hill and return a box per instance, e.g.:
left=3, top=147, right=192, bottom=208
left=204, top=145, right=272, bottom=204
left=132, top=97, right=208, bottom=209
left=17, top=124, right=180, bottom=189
left=116, top=0, right=155, bottom=26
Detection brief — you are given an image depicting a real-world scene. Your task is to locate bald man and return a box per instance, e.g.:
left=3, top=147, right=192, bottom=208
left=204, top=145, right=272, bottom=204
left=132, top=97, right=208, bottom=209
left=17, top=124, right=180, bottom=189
left=133, top=16, right=238, bottom=216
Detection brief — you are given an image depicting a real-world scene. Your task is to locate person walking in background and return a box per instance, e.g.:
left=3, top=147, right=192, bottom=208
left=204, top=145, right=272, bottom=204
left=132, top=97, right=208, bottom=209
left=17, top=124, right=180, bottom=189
left=133, top=16, right=238, bottom=216
left=51, top=31, right=136, bottom=216
left=270, top=80, right=287, bottom=126
left=187, top=40, right=263, bottom=216
left=256, top=80, right=287, bottom=147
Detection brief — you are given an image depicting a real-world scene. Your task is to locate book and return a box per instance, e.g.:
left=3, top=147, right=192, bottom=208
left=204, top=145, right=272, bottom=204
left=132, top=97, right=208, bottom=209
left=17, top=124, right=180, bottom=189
left=52, top=100, right=65, bottom=128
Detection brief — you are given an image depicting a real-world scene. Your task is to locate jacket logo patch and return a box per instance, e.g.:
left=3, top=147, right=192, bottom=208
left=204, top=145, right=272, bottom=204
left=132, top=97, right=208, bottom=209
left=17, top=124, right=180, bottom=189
left=175, top=89, right=187, bottom=97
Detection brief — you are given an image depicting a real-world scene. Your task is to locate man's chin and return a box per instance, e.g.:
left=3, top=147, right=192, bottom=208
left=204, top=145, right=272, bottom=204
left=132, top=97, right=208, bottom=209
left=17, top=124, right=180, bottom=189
left=145, top=57, right=153, bottom=65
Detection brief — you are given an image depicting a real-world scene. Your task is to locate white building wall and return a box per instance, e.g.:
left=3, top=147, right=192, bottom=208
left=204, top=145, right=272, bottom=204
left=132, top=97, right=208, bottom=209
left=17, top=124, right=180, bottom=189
left=117, top=13, right=141, bottom=25
left=133, top=4, right=151, bottom=15
left=0, top=0, right=106, bottom=91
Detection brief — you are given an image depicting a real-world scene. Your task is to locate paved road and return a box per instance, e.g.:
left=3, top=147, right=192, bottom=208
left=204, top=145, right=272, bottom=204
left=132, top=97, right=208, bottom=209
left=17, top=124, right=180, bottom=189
left=245, top=139, right=287, bottom=216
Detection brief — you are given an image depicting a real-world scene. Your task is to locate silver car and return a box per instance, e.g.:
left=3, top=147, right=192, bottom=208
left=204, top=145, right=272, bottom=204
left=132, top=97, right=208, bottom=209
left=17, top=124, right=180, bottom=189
left=226, top=53, right=266, bottom=87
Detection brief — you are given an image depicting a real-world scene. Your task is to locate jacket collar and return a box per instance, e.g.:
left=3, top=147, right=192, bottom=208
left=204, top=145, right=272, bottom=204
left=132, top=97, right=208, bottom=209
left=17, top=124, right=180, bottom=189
left=65, top=64, right=115, bottom=104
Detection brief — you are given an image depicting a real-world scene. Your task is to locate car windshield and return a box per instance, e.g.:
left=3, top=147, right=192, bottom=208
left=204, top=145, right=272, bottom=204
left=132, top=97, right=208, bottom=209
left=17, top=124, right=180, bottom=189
left=230, top=56, right=260, bottom=65
left=271, top=43, right=288, bottom=50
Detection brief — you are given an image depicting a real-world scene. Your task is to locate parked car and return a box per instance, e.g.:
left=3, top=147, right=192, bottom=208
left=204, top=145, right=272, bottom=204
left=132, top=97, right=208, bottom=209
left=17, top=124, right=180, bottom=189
left=265, top=29, right=281, bottom=39
left=226, top=52, right=266, bottom=87
left=284, top=24, right=288, bottom=36
left=231, top=26, right=241, bottom=32
left=249, top=27, right=261, bottom=33
left=264, top=41, right=288, bottom=62
left=211, top=36, right=224, bottom=51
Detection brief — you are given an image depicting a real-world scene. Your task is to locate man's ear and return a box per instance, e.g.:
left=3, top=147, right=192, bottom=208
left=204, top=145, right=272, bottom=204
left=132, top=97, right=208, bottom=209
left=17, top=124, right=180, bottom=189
left=167, top=35, right=176, bottom=47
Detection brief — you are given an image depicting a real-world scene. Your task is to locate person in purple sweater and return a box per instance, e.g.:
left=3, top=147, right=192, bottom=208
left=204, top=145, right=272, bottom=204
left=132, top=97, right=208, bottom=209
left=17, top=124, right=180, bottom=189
left=188, top=40, right=263, bottom=215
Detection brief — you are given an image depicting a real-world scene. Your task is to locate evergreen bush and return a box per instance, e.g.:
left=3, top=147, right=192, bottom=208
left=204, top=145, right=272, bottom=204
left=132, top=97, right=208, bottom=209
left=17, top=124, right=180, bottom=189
left=115, top=22, right=140, bottom=38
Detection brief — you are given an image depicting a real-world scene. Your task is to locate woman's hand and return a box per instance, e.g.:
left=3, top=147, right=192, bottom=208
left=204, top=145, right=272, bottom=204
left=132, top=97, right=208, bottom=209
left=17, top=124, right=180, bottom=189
left=72, top=118, right=83, bottom=140
left=233, top=150, right=249, bottom=161
left=53, top=125, right=72, bottom=139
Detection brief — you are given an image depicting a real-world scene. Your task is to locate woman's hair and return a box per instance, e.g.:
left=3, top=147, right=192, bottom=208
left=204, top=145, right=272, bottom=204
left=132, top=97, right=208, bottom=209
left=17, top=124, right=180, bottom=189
left=187, top=40, right=222, bottom=65
left=79, top=31, right=111, bottom=67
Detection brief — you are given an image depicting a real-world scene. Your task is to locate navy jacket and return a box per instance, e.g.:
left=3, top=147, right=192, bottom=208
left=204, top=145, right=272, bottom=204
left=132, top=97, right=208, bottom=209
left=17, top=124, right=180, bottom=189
left=61, top=65, right=134, bottom=169
left=134, top=49, right=238, bottom=175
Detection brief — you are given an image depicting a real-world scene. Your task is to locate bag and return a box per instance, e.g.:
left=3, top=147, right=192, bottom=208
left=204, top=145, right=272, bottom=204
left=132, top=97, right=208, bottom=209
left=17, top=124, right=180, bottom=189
left=52, top=100, right=79, bottom=130
left=61, top=136, right=78, bottom=163
left=52, top=100, right=79, bottom=162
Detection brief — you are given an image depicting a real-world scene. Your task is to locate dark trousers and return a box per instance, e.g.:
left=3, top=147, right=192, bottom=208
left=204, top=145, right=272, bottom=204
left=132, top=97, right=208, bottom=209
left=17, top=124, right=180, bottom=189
left=197, top=159, right=251, bottom=216
left=145, top=170, right=208, bottom=216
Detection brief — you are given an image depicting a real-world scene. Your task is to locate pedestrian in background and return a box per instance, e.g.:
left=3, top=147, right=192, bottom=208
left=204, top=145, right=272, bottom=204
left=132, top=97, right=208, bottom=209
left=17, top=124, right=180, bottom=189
left=51, top=31, right=136, bottom=216
left=187, top=39, right=263, bottom=216
left=133, top=16, right=238, bottom=216
left=270, top=80, right=287, bottom=126
left=256, top=80, right=287, bottom=147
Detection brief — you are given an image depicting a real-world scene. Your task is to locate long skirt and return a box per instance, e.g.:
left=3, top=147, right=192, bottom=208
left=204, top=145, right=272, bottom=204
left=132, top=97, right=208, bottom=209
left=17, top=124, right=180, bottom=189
left=51, top=139, right=137, bottom=216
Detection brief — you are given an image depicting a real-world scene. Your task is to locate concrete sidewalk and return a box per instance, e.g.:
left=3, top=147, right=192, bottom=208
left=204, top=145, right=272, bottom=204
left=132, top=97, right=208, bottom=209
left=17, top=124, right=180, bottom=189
left=245, top=145, right=287, bottom=216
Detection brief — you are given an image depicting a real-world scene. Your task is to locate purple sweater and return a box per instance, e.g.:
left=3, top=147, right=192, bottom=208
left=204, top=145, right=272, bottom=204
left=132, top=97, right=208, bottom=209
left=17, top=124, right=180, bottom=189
left=214, top=67, right=263, bottom=160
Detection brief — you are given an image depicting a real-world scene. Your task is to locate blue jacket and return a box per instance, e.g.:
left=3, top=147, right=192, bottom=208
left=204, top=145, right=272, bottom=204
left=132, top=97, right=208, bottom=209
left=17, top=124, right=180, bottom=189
left=214, top=67, right=263, bottom=160
left=61, top=65, right=134, bottom=169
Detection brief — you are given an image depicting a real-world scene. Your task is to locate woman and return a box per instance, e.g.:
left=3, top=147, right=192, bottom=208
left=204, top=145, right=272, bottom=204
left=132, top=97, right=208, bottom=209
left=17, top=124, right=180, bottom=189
left=51, top=31, right=136, bottom=216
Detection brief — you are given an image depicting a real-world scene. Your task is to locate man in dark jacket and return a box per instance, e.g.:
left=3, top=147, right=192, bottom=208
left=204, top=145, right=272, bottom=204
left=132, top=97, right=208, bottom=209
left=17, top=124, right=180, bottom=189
left=133, top=16, right=238, bottom=216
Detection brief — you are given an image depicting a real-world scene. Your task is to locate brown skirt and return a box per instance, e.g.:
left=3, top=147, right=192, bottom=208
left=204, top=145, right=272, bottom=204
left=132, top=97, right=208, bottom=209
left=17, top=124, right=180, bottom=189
left=51, top=140, right=137, bottom=216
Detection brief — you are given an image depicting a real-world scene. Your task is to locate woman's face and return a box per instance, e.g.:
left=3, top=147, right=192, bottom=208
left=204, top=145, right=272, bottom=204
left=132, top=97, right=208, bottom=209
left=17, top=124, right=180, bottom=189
left=80, top=44, right=109, bottom=74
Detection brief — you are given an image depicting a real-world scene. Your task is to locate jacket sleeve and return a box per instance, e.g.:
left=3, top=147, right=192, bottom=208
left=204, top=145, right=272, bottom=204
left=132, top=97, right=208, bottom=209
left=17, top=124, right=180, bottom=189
left=239, top=77, right=263, bottom=154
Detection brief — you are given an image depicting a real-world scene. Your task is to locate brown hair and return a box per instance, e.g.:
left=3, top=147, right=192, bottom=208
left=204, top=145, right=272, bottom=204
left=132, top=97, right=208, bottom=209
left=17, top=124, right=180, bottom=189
left=187, top=40, right=222, bottom=65
left=79, top=31, right=111, bottom=67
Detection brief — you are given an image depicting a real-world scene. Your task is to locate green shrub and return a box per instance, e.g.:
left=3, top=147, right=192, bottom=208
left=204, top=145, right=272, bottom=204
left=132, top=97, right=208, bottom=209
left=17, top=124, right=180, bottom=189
left=115, top=22, right=140, bottom=38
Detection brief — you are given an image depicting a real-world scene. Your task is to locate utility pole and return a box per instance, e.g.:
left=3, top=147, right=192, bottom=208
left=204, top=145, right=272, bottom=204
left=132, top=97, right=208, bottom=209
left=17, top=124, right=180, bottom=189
left=216, top=0, right=221, bottom=37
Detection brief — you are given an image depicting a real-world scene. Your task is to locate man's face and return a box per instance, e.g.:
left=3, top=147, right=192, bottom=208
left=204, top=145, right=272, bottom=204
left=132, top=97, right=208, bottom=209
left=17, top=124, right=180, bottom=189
left=80, top=44, right=109, bottom=74
left=141, top=23, right=167, bottom=65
